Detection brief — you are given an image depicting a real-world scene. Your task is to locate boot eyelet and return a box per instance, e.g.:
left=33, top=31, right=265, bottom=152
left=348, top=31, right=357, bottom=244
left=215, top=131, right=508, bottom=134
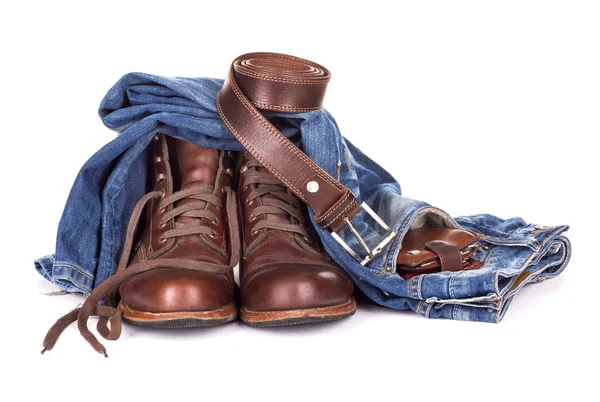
left=249, top=214, right=256, bottom=222
left=211, top=217, right=219, bottom=225
left=251, top=228, right=258, bottom=236
left=158, top=221, right=166, bottom=229
left=157, top=173, right=165, bottom=181
left=209, top=230, right=217, bottom=238
left=303, top=236, right=310, bottom=242
left=160, top=190, right=165, bottom=198
left=246, top=199, right=253, bottom=206
left=155, top=156, right=162, bottom=163
left=159, top=236, right=166, bottom=243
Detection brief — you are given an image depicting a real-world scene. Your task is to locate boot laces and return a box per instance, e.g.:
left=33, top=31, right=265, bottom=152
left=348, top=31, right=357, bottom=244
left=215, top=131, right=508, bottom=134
left=241, top=159, right=310, bottom=240
left=41, top=186, right=239, bottom=357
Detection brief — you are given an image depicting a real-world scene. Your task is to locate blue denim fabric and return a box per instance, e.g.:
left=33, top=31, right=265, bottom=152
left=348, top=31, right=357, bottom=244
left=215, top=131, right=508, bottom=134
left=35, top=73, right=571, bottom=322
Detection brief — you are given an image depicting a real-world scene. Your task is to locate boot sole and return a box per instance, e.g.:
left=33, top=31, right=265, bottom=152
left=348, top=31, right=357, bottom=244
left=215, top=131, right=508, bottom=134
left=240, top=298, right=357, bottom=327
left=118, top=301, right=238, bottom=329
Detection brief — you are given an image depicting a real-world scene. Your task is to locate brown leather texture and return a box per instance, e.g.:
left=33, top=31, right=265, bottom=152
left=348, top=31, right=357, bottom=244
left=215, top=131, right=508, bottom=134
left=424, top=240, right=464, bottom=272
left=237, top=152, right=354, bottom=312
left=119, top=134, right=236, bottom=313
left=233, top=56, right=330, bottom=112
left=396, top=226, right=483, bottom=280
left=217, top=52, right=361, bottom=231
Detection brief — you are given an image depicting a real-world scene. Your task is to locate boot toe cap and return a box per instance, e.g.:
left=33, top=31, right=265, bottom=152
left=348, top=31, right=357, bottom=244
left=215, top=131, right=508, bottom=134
left=243, top=265, right=354, bottom=312
left=120, top=268, right=233, bottom=313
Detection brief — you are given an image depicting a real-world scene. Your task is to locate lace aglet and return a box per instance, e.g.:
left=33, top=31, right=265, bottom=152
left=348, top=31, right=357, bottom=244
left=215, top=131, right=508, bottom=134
left=40, top=347, right=48, bottom=355
left=101, top=350, right=108, bottom=358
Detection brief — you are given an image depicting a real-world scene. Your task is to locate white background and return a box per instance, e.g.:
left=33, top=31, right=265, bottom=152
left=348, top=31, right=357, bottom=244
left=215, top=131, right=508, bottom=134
left=1, top=1, right=598, bottom=401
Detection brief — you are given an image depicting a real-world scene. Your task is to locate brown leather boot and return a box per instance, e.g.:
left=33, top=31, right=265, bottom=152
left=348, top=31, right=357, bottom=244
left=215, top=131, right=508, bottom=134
left=117, top=134, right=238, bottom=328
left=237, top=152, right=356, bottom=326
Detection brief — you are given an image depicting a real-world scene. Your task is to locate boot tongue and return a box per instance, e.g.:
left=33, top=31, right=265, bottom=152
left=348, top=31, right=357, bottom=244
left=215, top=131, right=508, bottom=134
left=173, top=139, right=219, bottom=225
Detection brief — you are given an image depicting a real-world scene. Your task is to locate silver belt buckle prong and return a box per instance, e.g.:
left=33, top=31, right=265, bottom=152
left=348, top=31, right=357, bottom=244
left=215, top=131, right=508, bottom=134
left=331, top=202, right=397, bottom=266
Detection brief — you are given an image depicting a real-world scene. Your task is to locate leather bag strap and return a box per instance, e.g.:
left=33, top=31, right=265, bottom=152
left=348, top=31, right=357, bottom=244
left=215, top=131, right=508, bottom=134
left=217, top=52, right=361, bottom=232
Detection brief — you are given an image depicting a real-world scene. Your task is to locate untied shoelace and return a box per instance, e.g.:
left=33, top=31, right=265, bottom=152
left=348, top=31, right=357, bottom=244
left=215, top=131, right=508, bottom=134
left=41, top=185, right=240, bottom=357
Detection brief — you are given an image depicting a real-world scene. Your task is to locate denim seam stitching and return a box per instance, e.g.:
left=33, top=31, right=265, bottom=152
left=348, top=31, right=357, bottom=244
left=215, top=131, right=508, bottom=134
left=425, top=302, right=434, bottom=318
left=52, top=262, right=94, bottom=280
left=493, top=271, right=501, bottom=295
left=457, top=217, right=521, bottom=237
left=449, top=270, right=465, bottom=299
left=503, top=255, right=568, bottom=299
left=417, top=300, right=424, bottom=315
left=386, top=208, right=422, bottom=271
left=449, top=273, right=457, bottom=299
left=383, top=222, right=405, bottom=272
left=483, top=237, right=537, bottom=245
left=495, top=300, right=502, bottom=322
left=417, top=275, right=424, bottom=300
left=103, top=179, right=126, bottom=286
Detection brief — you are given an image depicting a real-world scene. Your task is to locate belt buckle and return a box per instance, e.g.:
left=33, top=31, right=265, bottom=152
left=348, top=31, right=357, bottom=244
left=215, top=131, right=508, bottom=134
left=330, top=202, right=397, bottom=266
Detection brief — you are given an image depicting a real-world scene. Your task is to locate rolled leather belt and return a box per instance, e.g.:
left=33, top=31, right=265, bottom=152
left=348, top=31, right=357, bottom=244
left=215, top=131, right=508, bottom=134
left=217, top=52, right=362, bottom=232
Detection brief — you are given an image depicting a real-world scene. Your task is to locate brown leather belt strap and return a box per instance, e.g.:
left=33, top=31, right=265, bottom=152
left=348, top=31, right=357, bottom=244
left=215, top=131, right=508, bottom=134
left=216, top=52, right=361, bottom=232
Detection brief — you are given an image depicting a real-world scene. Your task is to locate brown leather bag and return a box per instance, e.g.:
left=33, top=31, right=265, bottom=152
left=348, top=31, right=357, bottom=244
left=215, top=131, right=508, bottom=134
left=396, top=227, right=483, bottom=280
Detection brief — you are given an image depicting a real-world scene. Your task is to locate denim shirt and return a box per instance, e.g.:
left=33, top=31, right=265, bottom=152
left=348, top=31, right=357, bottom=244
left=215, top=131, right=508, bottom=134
left=35, top=73, right=571, bottom=323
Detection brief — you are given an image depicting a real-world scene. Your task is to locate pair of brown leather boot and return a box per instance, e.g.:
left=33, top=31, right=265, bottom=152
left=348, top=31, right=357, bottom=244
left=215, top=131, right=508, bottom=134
left=117, top=134, right=356, bottom=328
